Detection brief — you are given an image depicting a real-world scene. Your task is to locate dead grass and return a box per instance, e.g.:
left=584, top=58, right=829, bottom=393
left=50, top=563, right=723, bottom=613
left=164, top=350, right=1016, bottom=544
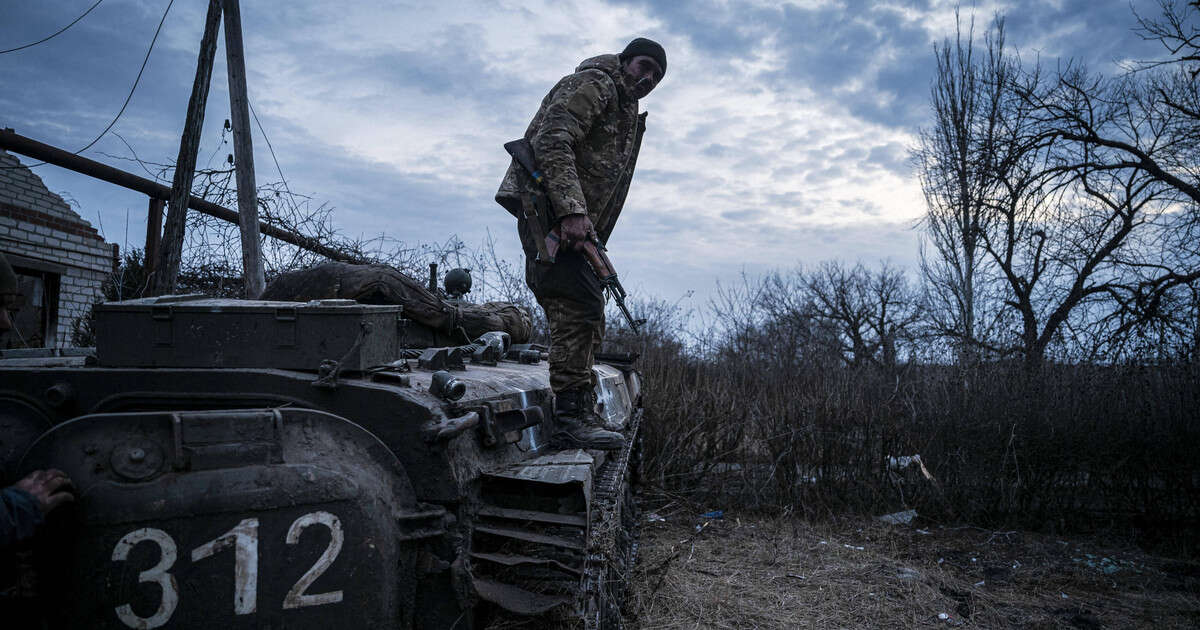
left=629, top=506, right=1200, bottom=629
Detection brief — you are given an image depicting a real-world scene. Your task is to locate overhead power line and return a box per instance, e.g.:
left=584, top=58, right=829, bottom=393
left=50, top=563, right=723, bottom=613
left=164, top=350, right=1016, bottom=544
left=0, top=0, right=105, bottom=55
left=2, top=0, right=174, bottom=170
left=248, top=99, right=296, bottom=208
left=73, top=0, right=175, bottom=155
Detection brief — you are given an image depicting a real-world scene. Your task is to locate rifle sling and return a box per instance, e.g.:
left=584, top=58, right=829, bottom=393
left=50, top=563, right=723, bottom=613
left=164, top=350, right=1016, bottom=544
left=521, top=192, right=555, bottom=264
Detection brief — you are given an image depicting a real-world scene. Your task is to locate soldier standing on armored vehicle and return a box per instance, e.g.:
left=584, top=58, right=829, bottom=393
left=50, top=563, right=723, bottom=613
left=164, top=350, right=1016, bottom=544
left=496, top=37, right=665, bottom=450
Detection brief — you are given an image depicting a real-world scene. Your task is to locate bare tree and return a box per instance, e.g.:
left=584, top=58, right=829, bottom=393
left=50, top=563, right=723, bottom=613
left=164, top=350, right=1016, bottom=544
left=916, top=4, right=1200, bottom=369
left=752, top=262, right=921, bottom=369
left=866, top=262, right=924, bottom=367
left=913, top=14, right=1013, bottom=364
left=1132, top=0, right=1200, bottom=78
left=793, top=263, right=873, bottom=367
left=1003, top=8, right=1200, bottom=365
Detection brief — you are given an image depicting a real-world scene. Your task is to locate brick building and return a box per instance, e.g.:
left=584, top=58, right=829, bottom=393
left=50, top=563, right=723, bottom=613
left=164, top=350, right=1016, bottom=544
left=1, top=149, right=114, bottom=348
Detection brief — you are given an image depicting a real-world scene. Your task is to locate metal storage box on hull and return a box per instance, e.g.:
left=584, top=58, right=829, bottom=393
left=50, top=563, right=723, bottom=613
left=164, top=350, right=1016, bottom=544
left=94, top=295, right=403, bottom=370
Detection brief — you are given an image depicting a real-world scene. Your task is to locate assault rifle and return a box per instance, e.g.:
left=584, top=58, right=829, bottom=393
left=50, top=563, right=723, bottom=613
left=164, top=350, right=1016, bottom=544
left=504, top=138, right=646, bottom=333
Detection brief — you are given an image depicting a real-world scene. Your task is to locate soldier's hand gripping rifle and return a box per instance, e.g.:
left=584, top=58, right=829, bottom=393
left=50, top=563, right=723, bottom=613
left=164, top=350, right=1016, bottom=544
left=555, top=229, right=646, bottom=334
left=504, top=138, right=647, bottom=333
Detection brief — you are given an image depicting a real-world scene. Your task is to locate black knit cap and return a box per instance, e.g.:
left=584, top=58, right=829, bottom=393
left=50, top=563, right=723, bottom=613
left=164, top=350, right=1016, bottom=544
left=619, top=37, right=666, bottom=76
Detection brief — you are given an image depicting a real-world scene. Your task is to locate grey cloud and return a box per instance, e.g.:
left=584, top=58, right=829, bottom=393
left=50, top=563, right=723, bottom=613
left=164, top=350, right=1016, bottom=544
left=270, top=27, right=538, bottom=124
left=865, top=141, right=909, bottom=177
left=835, top=197, right=884, bottom=217
left=732, top=153, right=768, bottom=172
left=619, top=0, right=1166, bottom=135
left=844, top=60, right=932, bottom=128
left=616, top=1, right=939, bottom=129
left=607, top=0, right=776, bottom=61
left=763, top=190, right=811, bottom=215
left=721, top=208, right=763, bottom=221
left=781, top=220, right=920, bottom=270
left=766, top=2, right=935, bottom=129
left=701, top=143, right=733, bottom=157
left=682, top=112, right=739, bottom=146
left=805, top=164, right=844, bottom=183
left=636, top=168, right=695, bottom=185
left=0, top=9, right=211, bottom=151
left=837, top=146, right=868, bottom=162
left=780, top=128, right=825, bottom=153
left=0, top=0, right=1170, bottom=312
left=1002, top=0, right=1163, bottom=65
left=771, top=164, right=807, bottom=180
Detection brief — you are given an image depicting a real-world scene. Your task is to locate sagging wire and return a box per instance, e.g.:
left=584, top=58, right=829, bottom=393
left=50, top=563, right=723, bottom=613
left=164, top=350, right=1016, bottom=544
left=1, top=0, right=175, bottom=169
left=0, top=0, right=105, bottom=55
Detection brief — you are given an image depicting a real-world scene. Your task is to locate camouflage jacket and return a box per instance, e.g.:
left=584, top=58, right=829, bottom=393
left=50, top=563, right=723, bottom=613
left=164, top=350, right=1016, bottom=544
left=496, top=54, right=647, bottom=248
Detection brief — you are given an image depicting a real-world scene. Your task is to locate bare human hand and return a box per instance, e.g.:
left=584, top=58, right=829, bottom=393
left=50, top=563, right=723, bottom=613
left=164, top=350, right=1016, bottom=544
left=14, top=469, right=75, bottom=515
left=558, top=214, right=595, bottom=252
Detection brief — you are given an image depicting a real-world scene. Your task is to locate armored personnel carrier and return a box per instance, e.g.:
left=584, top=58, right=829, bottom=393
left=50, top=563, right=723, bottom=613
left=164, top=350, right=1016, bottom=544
left=0, top=293, right=642, bottom=629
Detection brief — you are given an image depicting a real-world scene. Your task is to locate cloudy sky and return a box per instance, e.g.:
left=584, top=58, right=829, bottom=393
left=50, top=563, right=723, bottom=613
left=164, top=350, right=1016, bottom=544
left=0, top=0, right=1168, bottom=305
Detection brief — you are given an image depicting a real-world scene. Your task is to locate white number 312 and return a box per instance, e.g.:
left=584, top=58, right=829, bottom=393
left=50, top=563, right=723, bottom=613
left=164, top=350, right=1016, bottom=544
left=111, top=511, right=344, bottom=629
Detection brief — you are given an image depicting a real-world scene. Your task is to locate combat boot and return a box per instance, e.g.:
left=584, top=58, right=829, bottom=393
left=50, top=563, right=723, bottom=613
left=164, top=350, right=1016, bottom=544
left=551, top=388, right=626, bottom=450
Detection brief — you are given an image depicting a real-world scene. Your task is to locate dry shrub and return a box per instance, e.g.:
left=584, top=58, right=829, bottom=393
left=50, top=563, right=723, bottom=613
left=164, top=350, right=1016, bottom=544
left=609, top=300, right=1200, bottom=552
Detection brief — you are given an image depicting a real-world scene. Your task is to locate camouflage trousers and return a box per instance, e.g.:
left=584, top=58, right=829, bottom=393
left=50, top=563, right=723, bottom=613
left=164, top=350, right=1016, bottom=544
left=526, top=246, right=605, bottom=393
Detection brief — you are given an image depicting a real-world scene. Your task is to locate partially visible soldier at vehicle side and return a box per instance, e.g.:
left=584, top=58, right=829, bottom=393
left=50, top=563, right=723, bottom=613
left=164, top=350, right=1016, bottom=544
left=1, top=253, right=77, bottom=548
left=496, top=37, right=666, bottom=450
left=0, top=252, right=16, bottom=339
left=0, top=469, right=74, bottom=548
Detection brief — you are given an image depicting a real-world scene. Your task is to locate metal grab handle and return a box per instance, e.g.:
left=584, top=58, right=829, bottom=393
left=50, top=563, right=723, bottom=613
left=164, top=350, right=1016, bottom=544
left=170, top=409, right=284, bottom=470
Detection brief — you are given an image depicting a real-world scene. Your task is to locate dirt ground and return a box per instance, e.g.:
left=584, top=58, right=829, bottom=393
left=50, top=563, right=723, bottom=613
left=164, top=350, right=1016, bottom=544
left=629, top=506, right=1200, bottom=629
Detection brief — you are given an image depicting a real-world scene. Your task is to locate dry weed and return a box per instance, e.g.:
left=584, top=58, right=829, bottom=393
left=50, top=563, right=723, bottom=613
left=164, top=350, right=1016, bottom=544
left=629, top=509, right=1200, bottom=629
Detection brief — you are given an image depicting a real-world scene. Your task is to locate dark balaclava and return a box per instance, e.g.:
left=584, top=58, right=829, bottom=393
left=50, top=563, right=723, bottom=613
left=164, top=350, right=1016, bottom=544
left=619, top=37, right=666, bottom=77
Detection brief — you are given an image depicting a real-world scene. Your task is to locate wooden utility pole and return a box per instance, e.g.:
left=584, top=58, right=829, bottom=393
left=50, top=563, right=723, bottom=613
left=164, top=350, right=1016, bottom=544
left=153, top=0, right=222, bottom=296
left=144, top=197, right=163, bottom=276
left=222, top=0, right=264, bottom=298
